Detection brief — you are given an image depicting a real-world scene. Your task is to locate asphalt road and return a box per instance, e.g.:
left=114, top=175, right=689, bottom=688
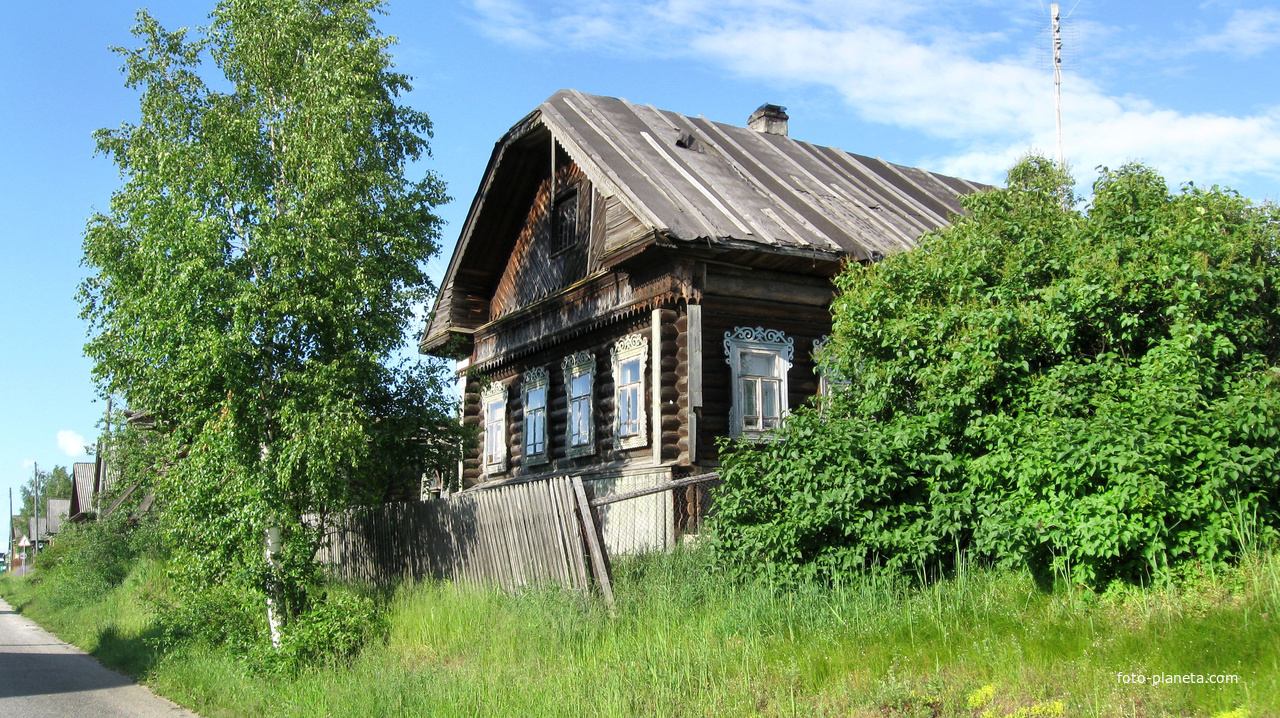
left=0, top=597, right=198, bottom=718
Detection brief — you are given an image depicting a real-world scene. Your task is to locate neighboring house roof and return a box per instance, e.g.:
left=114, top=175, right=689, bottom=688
left=71, top=462, right=96, bottom=517
left=45, top=499, right=70, bottom=535
left=422, top=89, right=985, bottom=354
left=10, top=516, right=23, bottom=541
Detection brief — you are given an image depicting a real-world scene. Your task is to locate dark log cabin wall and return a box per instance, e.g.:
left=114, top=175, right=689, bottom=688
left=462, top=309, right=689, bottom=486
left=692, top=263, right=836, bottom=467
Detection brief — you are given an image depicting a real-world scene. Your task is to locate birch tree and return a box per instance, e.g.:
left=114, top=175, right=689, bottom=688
left=78, top=0, right=462, bottom=641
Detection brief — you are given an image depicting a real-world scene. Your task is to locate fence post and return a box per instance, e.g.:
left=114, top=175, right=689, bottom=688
left=571, top=475, right=615, bottom=612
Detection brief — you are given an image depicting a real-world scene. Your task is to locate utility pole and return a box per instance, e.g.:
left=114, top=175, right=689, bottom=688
left=32, top=462, right=40, bottom=557
left=1051, top=2, right=1065, bottom=167
left=7, top=488, right=12, bottom=573
left=94, top=397, right=113, bottom=516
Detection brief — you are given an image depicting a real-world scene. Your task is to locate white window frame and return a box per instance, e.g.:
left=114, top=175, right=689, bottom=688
left=522, top=366, right=550, bottom=466
left=562, top=351, right=596, bottom=458
left=611, top=333, right=649, bottom=450
left=724, top=327, right=794, bottom=439
left=481, top=383, right=508, bottom=473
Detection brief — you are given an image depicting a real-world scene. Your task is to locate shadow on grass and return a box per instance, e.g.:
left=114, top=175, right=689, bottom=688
left=91, top=622, right=169, bottom=680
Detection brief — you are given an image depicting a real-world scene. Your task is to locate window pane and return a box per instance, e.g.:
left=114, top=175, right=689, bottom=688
left=571, top=372, right=590, bottom=398
left=621, top=359, right=640, bottom=384
left=571, top=396, right=590, bottom=445
left=486, top=425, right=501, bottom=463
left=620, top=386, right=638, bottom=435
left=527, top=386, right=546, bottom=411
left=742, top=351, right=774, bottom=377
left=487, top=399, right=502, bottom=423
left=525, top=410, right=545, bottom=455
left=743, top=378, right=757, bottom=418
left=552, top=191, right=577, bottom=253
left=762, top=380, right=778, bottom=419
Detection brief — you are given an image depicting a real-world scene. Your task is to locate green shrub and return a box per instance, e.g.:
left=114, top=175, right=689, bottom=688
left=252, top=591, right=383, bottom=673
left=712, top=158, right=1280, bottom=587
left=33, top=520, right=140, bottom=610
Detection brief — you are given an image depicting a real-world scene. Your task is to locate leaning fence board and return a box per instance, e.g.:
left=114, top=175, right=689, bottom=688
left=311, top=475, right=594, bottom=594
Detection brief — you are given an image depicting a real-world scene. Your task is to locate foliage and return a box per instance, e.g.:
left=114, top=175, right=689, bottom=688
left=30, top=519, right=141, bottom=610
left=3, top=548, right=1275, bottom=716
left=18, top=465, right=73, bottom=524
left=77, top=0, right=464, bottom=642
left=712, top=156, right=1280, bottom=587
left=252, top=590, right=383, bottom=673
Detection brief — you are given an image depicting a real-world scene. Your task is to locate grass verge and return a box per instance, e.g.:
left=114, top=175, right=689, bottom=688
left=2, top=548, right=1276, bottom=717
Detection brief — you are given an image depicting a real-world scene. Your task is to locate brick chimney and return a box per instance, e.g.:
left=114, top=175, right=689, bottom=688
left=748, top=103, right=788, bottom=136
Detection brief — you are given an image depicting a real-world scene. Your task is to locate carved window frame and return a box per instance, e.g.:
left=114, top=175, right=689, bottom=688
left=521, top=366, right=550, bottom=466
left=724, top=327, right=794, bottom=439
left=562, top=351, right=596, bottom=458
left=480, top=383, right=508, bottom=474
left=611, top=333, right=649, bottom=450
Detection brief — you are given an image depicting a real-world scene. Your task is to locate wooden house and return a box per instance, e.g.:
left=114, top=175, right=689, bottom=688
left=69, top=461, right=96, bottom=522
left=420, top=90, right=984, bottom=550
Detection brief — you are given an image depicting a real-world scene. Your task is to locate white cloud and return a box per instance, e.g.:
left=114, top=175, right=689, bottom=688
left=471, top=0, right=552, bottom=48
left=470, top=0, right=1280, bottom=191
left=56, top=430, right=87, bottom=457
left=1197, top=8, right=1280, bottom=57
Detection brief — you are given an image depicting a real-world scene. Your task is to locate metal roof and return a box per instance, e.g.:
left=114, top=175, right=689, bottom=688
left=45, top=499, right=70, bottom=535
left=541, top=89, right=985, bottom=260
left=72, top=462, right=96, bottom=516
left=422, top=90, right=987, bottom=353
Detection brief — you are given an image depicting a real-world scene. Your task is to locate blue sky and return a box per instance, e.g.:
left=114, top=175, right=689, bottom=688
left=3, top=0, right=1279, bottom=516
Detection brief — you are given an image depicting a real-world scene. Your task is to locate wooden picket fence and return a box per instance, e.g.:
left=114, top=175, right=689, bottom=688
left=315, top=475, right=596, bottom=592
left=314, top=471, right=719, bottom=606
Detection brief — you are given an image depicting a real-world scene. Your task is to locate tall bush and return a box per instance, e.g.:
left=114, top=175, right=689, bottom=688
left=711, top=157, right=1280, bottom=587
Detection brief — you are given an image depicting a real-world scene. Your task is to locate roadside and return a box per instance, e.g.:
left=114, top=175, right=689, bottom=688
left=0, top=596, right=197, bottom=718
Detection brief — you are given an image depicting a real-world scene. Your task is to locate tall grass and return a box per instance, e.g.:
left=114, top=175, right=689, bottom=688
left=3, top=547, right=1277, bottom=717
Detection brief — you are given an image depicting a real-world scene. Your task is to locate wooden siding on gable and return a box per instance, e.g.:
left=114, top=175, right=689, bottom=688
left=490, top=162, right=591, bottom=320
left=602, top=194, right=648, bottom=255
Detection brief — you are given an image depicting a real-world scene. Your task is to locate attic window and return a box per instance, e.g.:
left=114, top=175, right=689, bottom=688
left=550, top=189, right=578, bottom=255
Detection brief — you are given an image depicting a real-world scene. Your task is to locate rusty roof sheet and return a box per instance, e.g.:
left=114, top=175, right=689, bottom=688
left=540, top=89, right=985, bottom=260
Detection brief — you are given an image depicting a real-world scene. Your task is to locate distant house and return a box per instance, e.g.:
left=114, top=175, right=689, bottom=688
left=28, top=516, right=48, bottom=548
left=420, top=90, right=983, bottom=549
left=70, top=461, right=96, bottom=521
left=45, top=499, right=70, bottom=536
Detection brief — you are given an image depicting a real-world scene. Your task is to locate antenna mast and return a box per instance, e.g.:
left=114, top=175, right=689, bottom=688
left=1051, top=3, right=1064, bottom=166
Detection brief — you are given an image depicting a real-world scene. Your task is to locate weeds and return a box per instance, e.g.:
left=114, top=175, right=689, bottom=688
left=2, top=545, right=1276, bottom=716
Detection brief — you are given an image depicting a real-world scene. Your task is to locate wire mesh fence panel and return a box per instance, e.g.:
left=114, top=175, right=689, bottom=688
left=583, top=470, right=723, bottom=556
left=584, top=470, right=675, bottom=556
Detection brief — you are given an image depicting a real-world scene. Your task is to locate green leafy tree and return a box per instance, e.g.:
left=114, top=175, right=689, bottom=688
left=712, top=157, right=1280, bottom=587
left=78, top=0, right=463, bottom=642
left=19, top=465, right=73, bottom=523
